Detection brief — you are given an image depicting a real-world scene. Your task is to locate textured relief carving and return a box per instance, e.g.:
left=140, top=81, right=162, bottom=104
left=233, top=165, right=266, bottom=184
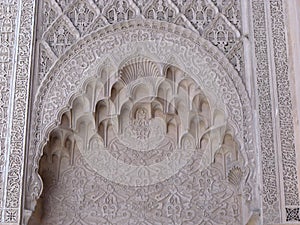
left=29, top=60, right=247, bottom=224
left=221, top=0, right=241, bottom=31
left=172, top=0, right=218, bottom=34
left=139, top=0, right=179, bottom=22
left=103, top=0, right=138, bottom=23
left=93, top=0, right=115, bottom=12
left=286, top=208, right=300, bottom=222
left=251, top=1, right=280, bottom=224
left=5, top=0, right=35, bottom=214
left=0, top=0, right=35, bottom=223
left=26, top=20, right=256, bottom=224
left=269, top=0, right=300, bottom=211
left=0, top=2, right=17, bottom=219
left=204, top=15, right=240, bottom=53
left=33, top=0, right=244, bottom=87
left=0, top=2, right=17, bottom=218
left=41, top=0, right=61, bottom=33
left=86, top=14, right=109, bottom=32
left=32, top=149, right=244, bottom=224
left=226, top=41, right=244, bottom=80
left=250, top=0, right=300, bottom=223
left=55, top=0, right=74, bottom=10
left=66, top=0, right=98, bottom=35
left=0, top=0, right=296, bottom=224
left=44, top=16, right=79, bottom=56
left=38, top=43, right=57, bottom=83
left=0, top=0, right=36, bottom=224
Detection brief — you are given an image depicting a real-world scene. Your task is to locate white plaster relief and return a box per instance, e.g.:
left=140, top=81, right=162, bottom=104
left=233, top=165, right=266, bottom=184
left=24, top=18, right=257, bottom=224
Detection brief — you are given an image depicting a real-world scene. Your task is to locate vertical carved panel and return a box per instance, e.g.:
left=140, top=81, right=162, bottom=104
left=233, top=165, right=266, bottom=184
left=269, top=0, right=300, bottom=220
left=251, top=1, right=280, bottom=224
left=0, top=0, right=35, bottom=224
left=0, top=2, right=17, bottom=220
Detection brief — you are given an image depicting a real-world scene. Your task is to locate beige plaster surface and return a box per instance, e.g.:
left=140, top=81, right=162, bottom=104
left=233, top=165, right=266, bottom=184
left=287, top=0, right=300, bottom=197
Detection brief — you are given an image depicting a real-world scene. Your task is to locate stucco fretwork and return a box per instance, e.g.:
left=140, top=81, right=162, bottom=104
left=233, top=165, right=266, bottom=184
left=26, top=20, right=257, bottom=224
left=0, top=0, right=297, bottom=224
left=36, top=0, right=244, bottom=85
left=29, top=61, right=248, bottom=224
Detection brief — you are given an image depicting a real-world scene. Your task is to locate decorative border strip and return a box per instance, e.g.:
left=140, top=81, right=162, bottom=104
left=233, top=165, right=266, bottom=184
left=1, top=0, right=35, bottom=224
left=269, top=0, right=300, bottom=220
left=0, top=0, right=18, bottom=218
left=0, top=0, right=297, bottom=224
left=251, top=1, right=280, bottom=224
left=0, top=0, right=19, bottom=222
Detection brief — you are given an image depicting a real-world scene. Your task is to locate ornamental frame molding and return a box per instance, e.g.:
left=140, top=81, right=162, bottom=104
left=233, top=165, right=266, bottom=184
left=0, top=0, right=298, bottom=224
left=25, top=19, right=256, bottom=221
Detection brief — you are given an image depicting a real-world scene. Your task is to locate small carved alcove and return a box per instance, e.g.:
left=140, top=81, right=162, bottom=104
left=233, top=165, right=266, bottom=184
left=29, top=57, right=248, bottom=224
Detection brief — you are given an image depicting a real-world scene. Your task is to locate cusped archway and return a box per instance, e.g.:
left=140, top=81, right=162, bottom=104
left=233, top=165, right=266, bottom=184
left=26, top=20, right=256, bottom=224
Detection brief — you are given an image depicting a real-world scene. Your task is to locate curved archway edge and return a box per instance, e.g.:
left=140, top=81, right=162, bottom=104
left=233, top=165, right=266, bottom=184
left=26, top=19, right=256, bottom=213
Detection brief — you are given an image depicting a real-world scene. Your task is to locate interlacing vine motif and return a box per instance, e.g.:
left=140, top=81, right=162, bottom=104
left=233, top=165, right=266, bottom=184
left=36, top=0, right=244, bottom=86
left=0, top=0, right=296, bottom=224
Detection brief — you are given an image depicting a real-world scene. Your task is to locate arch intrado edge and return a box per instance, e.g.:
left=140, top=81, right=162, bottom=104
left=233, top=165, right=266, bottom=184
left=25, top=19, right=256, bottom=214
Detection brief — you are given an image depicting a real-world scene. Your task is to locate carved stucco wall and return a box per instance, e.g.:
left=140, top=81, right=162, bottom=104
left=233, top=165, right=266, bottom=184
left=0, top=0, right=35, bottom=223
left=0, top=0, right=299, bottom=224
left=28, top=21, right=256, bottom=224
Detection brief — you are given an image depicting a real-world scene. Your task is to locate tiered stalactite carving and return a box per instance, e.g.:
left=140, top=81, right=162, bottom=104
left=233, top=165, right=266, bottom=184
left=29, top=59, right=247, bottom=224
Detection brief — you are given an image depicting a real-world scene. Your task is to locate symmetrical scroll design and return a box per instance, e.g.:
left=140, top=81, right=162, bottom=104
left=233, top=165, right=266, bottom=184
left=0, top=0, right=296, bottom=224
left=33, top=0, right=244, bottom=88
left=103, top=0, right=138, bottom=23
left=66, top=0, right=98, bottom=35
left=139, top=0, right=179, bottom=22
left=26, top=23, right=256, bottom=222
left=29, top=60, right=247, bottom=224
left=204, top=15, right=240, bottom=52
left=43, top=16, right=79, bottom=56
left=173, top=0, right=218, bottom=34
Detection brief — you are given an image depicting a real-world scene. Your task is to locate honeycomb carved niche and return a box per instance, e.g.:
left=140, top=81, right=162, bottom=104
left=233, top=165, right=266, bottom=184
left=29, top=58, right=249, bottom=225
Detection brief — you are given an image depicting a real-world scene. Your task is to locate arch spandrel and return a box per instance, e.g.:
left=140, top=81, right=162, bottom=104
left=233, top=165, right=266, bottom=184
left=26, top=20, right=256, bottom=223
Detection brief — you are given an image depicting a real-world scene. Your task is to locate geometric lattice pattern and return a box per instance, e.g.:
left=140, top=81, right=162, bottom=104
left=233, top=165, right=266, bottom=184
left=286, top=208, right=300, bottom=222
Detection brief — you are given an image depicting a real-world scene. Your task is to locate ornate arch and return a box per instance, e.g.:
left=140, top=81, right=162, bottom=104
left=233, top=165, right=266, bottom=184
left=25, top=20, right=256, bottom=222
